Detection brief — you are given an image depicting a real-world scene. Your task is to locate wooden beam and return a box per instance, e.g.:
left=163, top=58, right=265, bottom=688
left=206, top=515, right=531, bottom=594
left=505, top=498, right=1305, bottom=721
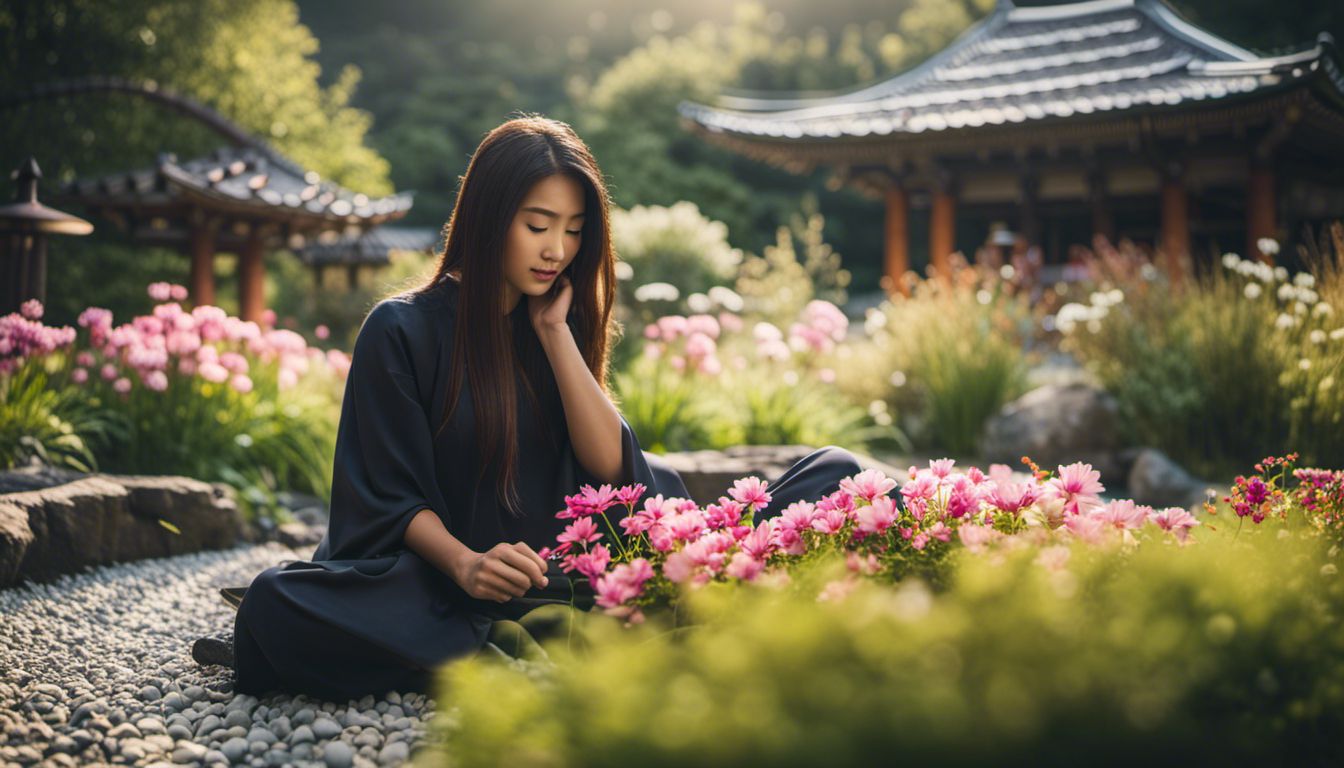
left=1160, top=165, right=1189, bottom=286
left=930, top=184, right=957, bottom=283
left=188, top=218, right=218, bottom=307
left=238, top=228, right=266, bottom=323
left=1247, top=163, right=1277, bottom=264
left=883, top=184, right=910, bottom=296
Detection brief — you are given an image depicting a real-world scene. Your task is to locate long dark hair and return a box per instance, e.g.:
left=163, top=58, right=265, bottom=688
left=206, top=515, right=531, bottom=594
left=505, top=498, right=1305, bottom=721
left=414, top=114, right=618, bottom=516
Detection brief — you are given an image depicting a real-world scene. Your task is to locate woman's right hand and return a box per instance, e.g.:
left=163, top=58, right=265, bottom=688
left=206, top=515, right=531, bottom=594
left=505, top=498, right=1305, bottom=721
left=452, top=542, right=550, bottom=603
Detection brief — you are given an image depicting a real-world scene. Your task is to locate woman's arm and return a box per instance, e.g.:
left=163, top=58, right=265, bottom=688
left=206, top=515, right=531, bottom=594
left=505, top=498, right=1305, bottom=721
left=536, top=320, right=624, bottom=485
left=404, top=509, right=548, bottom=602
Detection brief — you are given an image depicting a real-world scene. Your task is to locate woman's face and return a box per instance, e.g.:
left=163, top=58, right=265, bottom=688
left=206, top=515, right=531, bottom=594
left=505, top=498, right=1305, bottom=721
left=501, top=173, right=585, bottom=313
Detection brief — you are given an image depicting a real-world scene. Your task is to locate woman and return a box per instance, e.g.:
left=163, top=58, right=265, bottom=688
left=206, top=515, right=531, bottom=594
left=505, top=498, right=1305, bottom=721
left=214, top=115, right=863, bottom=699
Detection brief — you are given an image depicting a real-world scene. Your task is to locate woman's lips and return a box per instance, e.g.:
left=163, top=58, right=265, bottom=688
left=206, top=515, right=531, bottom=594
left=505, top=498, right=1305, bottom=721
left=531, top=268, right=559, bottom=281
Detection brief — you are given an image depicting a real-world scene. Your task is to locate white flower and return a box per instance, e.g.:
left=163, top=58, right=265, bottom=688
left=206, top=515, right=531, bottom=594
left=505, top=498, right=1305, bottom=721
left=782, top=370, right=799, bottom=386
left=1275, top=266, right=1289, bottom=282
left=1086, top=319, right=1102, bottom=334
left=614, top=260, right=634, bottom=281
left=1293, top=272, right=1316, bottom=288
left=1222, top=253, right=1241, bottom=270
left=1278, top=283, right=1297, bottom=301
left=1330, top=328, right=1344, bottom=341
left=889, top=370, right=907, bottom=388
left=976, top=289, right=992, bottom=305
left=686, top=292, right=712, bottom=313
left=1299, top=358, right=1312, bottom=371
left=868, top=400, right=888, bottom=416
left=1257, top=238, right=1281, bottom=257
left=1313, top=302, right=1333, bottom=318
left=1295, top=301, right=1308, bottom=316
left=633, top=282, right=680, bottom=303
left=1276, top=313, right=1298, bottom=330
left=1321, top=376, right=1335, bottom=392
left=1244, top=283, right=1263, bottom=300
left=707, top=286, right=743, bottom=312
left=1310, top=329, right=1327, bottom=344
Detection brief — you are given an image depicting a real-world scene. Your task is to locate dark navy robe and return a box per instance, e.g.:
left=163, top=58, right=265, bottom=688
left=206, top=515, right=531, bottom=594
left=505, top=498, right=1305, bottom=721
left=232, top=276, right=861, bottom=699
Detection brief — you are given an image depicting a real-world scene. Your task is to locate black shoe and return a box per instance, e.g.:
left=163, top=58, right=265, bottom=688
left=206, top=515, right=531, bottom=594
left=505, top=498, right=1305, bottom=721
left=192, top=636, right=235, bottom=668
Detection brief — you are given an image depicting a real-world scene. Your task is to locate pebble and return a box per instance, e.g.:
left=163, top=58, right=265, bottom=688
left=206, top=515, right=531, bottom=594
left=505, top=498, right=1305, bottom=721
left=322, top=740, right=354, bottom=768
left=0, top=543, right=439, bottom=767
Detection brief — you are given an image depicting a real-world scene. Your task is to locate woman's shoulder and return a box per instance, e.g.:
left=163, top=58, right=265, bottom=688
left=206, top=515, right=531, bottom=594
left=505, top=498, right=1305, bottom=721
left=358, top=277, right=459, bottom=347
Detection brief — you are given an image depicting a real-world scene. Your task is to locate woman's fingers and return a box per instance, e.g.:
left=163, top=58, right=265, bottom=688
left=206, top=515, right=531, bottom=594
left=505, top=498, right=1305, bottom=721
left=512, top=542, right=550, bottom=576
left=484, top=559, right=531, bottom=594
left=500, top=546, right=547, bottom=588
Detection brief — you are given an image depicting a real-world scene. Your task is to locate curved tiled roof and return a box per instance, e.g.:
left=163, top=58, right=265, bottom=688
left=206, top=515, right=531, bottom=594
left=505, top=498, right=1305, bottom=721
left=60, top=146, right=413, bottom=225
left=678, top=0, right=1343, bottom=140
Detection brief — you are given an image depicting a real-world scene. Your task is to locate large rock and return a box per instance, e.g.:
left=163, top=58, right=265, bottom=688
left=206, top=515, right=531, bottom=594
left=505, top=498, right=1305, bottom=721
left=659, top=445, right=898, bottom=507
left=0, top=473, right=244, bottom=588
left=980, top=383, right=1126, bottom=485
left=1127, top=448, right=1218, bottom=511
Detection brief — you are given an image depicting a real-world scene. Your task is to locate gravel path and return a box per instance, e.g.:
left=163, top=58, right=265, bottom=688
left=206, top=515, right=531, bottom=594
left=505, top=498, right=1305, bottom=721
left=0, top=543, right=447, bottom=767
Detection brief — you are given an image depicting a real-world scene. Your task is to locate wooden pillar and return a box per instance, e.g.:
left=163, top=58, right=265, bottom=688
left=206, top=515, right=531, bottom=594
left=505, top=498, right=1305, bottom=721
left=1087, top=168, right=1115, bottom=243
left=883, top=185, right=910, bottom=296
left=188, top=223, right=217, bottom=307
left=1247, top=163, right=1276, bottom=264
left=930, top=186, right=956, bottom=283
left=1160, top=166, right=1188, bottom=286
left=238, top=227, right=266, bottom=323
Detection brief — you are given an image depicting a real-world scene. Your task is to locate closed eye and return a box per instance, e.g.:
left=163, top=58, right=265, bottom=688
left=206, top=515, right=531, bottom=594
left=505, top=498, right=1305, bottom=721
left=527, top=224, right=582, bottom=236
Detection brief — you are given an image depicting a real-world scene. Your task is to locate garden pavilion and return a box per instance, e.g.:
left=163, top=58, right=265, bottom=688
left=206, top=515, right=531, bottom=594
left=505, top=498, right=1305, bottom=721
left=679, top=0, right=1344, bottom=292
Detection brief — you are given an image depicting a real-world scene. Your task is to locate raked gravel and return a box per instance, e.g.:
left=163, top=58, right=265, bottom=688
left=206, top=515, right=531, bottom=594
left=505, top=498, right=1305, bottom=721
left=0, top=542, right=451, bottom=767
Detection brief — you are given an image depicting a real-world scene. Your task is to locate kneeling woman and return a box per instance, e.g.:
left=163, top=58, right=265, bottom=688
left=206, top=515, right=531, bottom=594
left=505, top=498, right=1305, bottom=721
left=228, top=115, right=861, bottom=699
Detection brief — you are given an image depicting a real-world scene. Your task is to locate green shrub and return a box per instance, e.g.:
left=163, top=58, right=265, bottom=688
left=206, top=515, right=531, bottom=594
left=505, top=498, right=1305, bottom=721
left=430, top=520, right=1344, bottom=767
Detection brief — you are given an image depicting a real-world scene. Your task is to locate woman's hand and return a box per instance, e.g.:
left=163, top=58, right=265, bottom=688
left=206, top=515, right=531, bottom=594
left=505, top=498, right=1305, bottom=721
left=528, top=274, right=572, bottom=335
left=451, top=542, right=550, bottom=603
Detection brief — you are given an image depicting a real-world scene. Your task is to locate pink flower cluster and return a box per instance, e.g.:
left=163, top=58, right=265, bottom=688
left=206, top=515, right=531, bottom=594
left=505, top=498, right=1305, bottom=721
left=545, top=457, right=1206, bottom=622
left=1, top=288, right=352, bottom=399
left=788, top=300, right=849, bottom=355
left=641, top=313, right=739, bottom=375
left=0, top=301, right=77, bottom=374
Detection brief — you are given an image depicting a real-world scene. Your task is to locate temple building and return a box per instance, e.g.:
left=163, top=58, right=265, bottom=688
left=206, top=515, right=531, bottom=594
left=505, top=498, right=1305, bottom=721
left=678, top=0, right=1344, bottom=291
left=56, top=146, right=412, bottom=321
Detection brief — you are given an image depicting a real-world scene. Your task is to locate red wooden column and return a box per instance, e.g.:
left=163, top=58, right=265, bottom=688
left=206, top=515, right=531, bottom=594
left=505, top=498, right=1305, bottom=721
left=1247, top=163, right=1277, bottom=263
left=238, top=227, right=266, bottom=323
left=1159, top=166, right=1188, bottom=286
left=883, top=184, right=910, bottom=296
left=930, top=185, right=956, bottom=283
left=188, top=222, right=217, bottom=307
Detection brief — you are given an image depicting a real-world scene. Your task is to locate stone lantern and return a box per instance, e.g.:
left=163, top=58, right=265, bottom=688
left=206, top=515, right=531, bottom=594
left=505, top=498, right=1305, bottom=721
left=0, top=158, right=93, bottom=314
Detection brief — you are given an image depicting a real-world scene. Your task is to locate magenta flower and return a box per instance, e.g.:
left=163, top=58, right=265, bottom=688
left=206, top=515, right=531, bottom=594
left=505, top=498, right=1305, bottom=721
left=927, top=458, right=957, bottom=479
left=1094, top=499, right=1151, bottom=530
left=20, top=299, right=42, bottom=320
left=987, top=482, right=1038, bottom=516
left=739, top=523, right=774, bottom=560
left=170, top=284, right=188, bottom=301
left=724, top=551, right=764, bottom=581
left=71, top=368, right=89, bottom=384
left=778, top=501, right=817, bottom=533
left=198, top=361, right=229, bottom=384
left=1046, top=462, right=1105, bottom=515
left=112, top=377, right=132, bottom=394
left=729, top=476, right=772, bottom=510
left=666, top=510, right=709, bottom=543
left=704, top=499, right=744, bottom=529
left=615, top=483, right=646, bottom=507
left=769, top=518, right=806, bottom=556
left=946, top=477, right=983, bottom=518
left=100, top=363, right=119, bottom=381
left=561, top=483, right=618, bottom=519
left=229, top=374, right=254, bottom=394
left=957, top=524, right=1001, bottom=553
left=562, top=543, right=611, bottom=579
left=855, top=496, right=898, bottom=535
left=816, top=489, right=856, bottom=519
left=143, top=370, right=169, bottom=392
left=1063, top=514, right=1106, bottom=544
left=811, top=507, right=848, bottom=535
left=1151, top=507, right=1200, bottom=543
left=557, top=517, right=603, bottom=547
left=315, top=324, right=330, bottom=340
left=839, top=468, right=897, bottom=502
left=147, top=282, right=173, bottom=302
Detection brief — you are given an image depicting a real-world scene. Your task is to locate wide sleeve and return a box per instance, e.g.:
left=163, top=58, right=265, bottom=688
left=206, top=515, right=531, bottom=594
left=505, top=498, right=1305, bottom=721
left=319, top=301, right=451, bottom=561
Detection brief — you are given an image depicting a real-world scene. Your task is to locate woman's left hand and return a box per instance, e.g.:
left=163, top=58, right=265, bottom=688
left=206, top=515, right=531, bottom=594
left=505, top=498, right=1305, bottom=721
left=529, top=274, right=573, bottom=334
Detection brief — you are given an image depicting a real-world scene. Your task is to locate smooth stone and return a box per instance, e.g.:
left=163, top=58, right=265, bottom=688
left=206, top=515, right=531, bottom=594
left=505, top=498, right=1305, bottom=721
left=68, top=729, right=94, bottom=749
left=311, top=718, right=341, bottom=740
left=292, top=709, right=316, bottom=726
left=270, top=716, right=291, bottom=740
left=290, top=725, right=315, bottom=744
left=162, top=692, right=186, bottom=712
left=353, top=729, right=381, bottom=748
left=322, top=741, right=353, bottom=768
left=224, top=725, right=248, bottom=739
left=204, top=749, right=228, bottom=765
left=246, top=727, right=277, bottom=746
left=166, top=724, right=192, bottom=741
left=196, top=714, right=223, bottom=735
left=292, top=743, right=314, bottom=761
left=107, top=722, right=141, bottom=739
left=264, top=748, right=289, bottom=766
left=224, top=710, right=251, bottom=729
left=183, top=685, right=206, bottom=702
left=248, top=740, right=268, bottom=756
left=144, top=734, right=175, bottom=752
left=378, top=741, right=409, bottom=764
left=220, top=737, right=249, bottom=762
left=138, top=686, right=162, bottom=702
left=136, top=718, right=167, bottom=735
left=46, top=736, right=79, bottom=755
left=172, top=742, right=207, bottom=762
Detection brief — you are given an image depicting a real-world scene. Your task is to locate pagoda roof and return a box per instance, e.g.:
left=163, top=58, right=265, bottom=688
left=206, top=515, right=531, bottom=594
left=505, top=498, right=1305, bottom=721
left=678, top=0, right=1344, bottom=142
left=58, top=146, right=412, bottom=228
left=299, top=226, right=440, bottom=266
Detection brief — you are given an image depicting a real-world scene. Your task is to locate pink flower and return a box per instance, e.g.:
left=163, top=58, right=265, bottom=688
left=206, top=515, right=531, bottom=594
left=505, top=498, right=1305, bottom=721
left=945, top=477, right=983, bottom=518
left=704, top=499, right=744, bottom=529
left=71, top=368, right=89, bottom=384
left=112, top=377, right=132, bottom=394
left=147, top=282, right=173, bottom=302
left=198, top=361, right=229, bottom=383
left=927, top=458, right=957, bottom=478
left=557, top=517, right=603, bottom=547
left=729, top=476, right=772, bottom=510
left=778, top=501, right=817, bottom=532
left=656, top=315, right=688, bottom=341
left=958, top=524, right=1001, bottom=553
left=1064, top=514, right=1106, bottom=544
left=816, top=489, right=856, bottom=518
left=811, top=507, right=848, bottom=535
left=315, top=324, right=330, bottom=340
left=614, top=483, right=646, bottom=507
left=1094, top=499, right=1151, bottom=531
left=561, top=484, right=618, bottom=519
left=229, top=374, right=254, bottom=394
left=278, top=368, right=298, bottom=390
left=739, top=523, right=774, bottom=560
left=901, top=474, right=938, bottom=504
left=817, top=577, right=859, bottom=603
left=685, top=332, right=716, bottom=359
left=261, top=309, right=277, bottom=328
left=926, top=521, right=952, bottom=542
left=987, top=482, right=1038, bottom=516
left=910, top=532, right=930, bottom=550
left=1047, top=462, right=1105, bottom=515
left=724, top=551, right=764, bottom=581
left=100, top=363, right=119, bottom=381
left=218, top=352, right=249, bottom=374
left=855, top=496, right=899, bottom=535
left=1151, top=507, right=1200, bottom=543
left=594, top=558, right=654, bottom=608
left=142, top=370, right=169, bottom=392
left=662, top=551, right=696, bottom=584
left=170, top=284, right=188, bottom=301
left=562, top=543, right=611, bottom=579
left=769, top=518, right=806, bottom=556
left=1036, top=546, right=1071, bottom=572
left=20, top=299, right=42, bottom=320
left=665, top=510, right=708, bottom=542
left=846, top=551, right=881, bottom=575
left=839, top=469, right=898, bottom=502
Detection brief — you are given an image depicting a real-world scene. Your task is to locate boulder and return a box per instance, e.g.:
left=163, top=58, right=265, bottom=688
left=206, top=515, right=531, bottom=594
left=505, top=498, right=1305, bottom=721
left=659, top=445, right=899, bottom=507
left=1127, top=448, right=1218, bottom=511
left=0, top=473, right=244, bottom=588
left=980, top=383, right=1126, bottom=485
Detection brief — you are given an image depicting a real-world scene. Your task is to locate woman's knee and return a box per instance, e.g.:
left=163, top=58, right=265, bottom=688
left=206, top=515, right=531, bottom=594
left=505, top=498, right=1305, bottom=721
left=812, top=445, right=863, bottom=479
